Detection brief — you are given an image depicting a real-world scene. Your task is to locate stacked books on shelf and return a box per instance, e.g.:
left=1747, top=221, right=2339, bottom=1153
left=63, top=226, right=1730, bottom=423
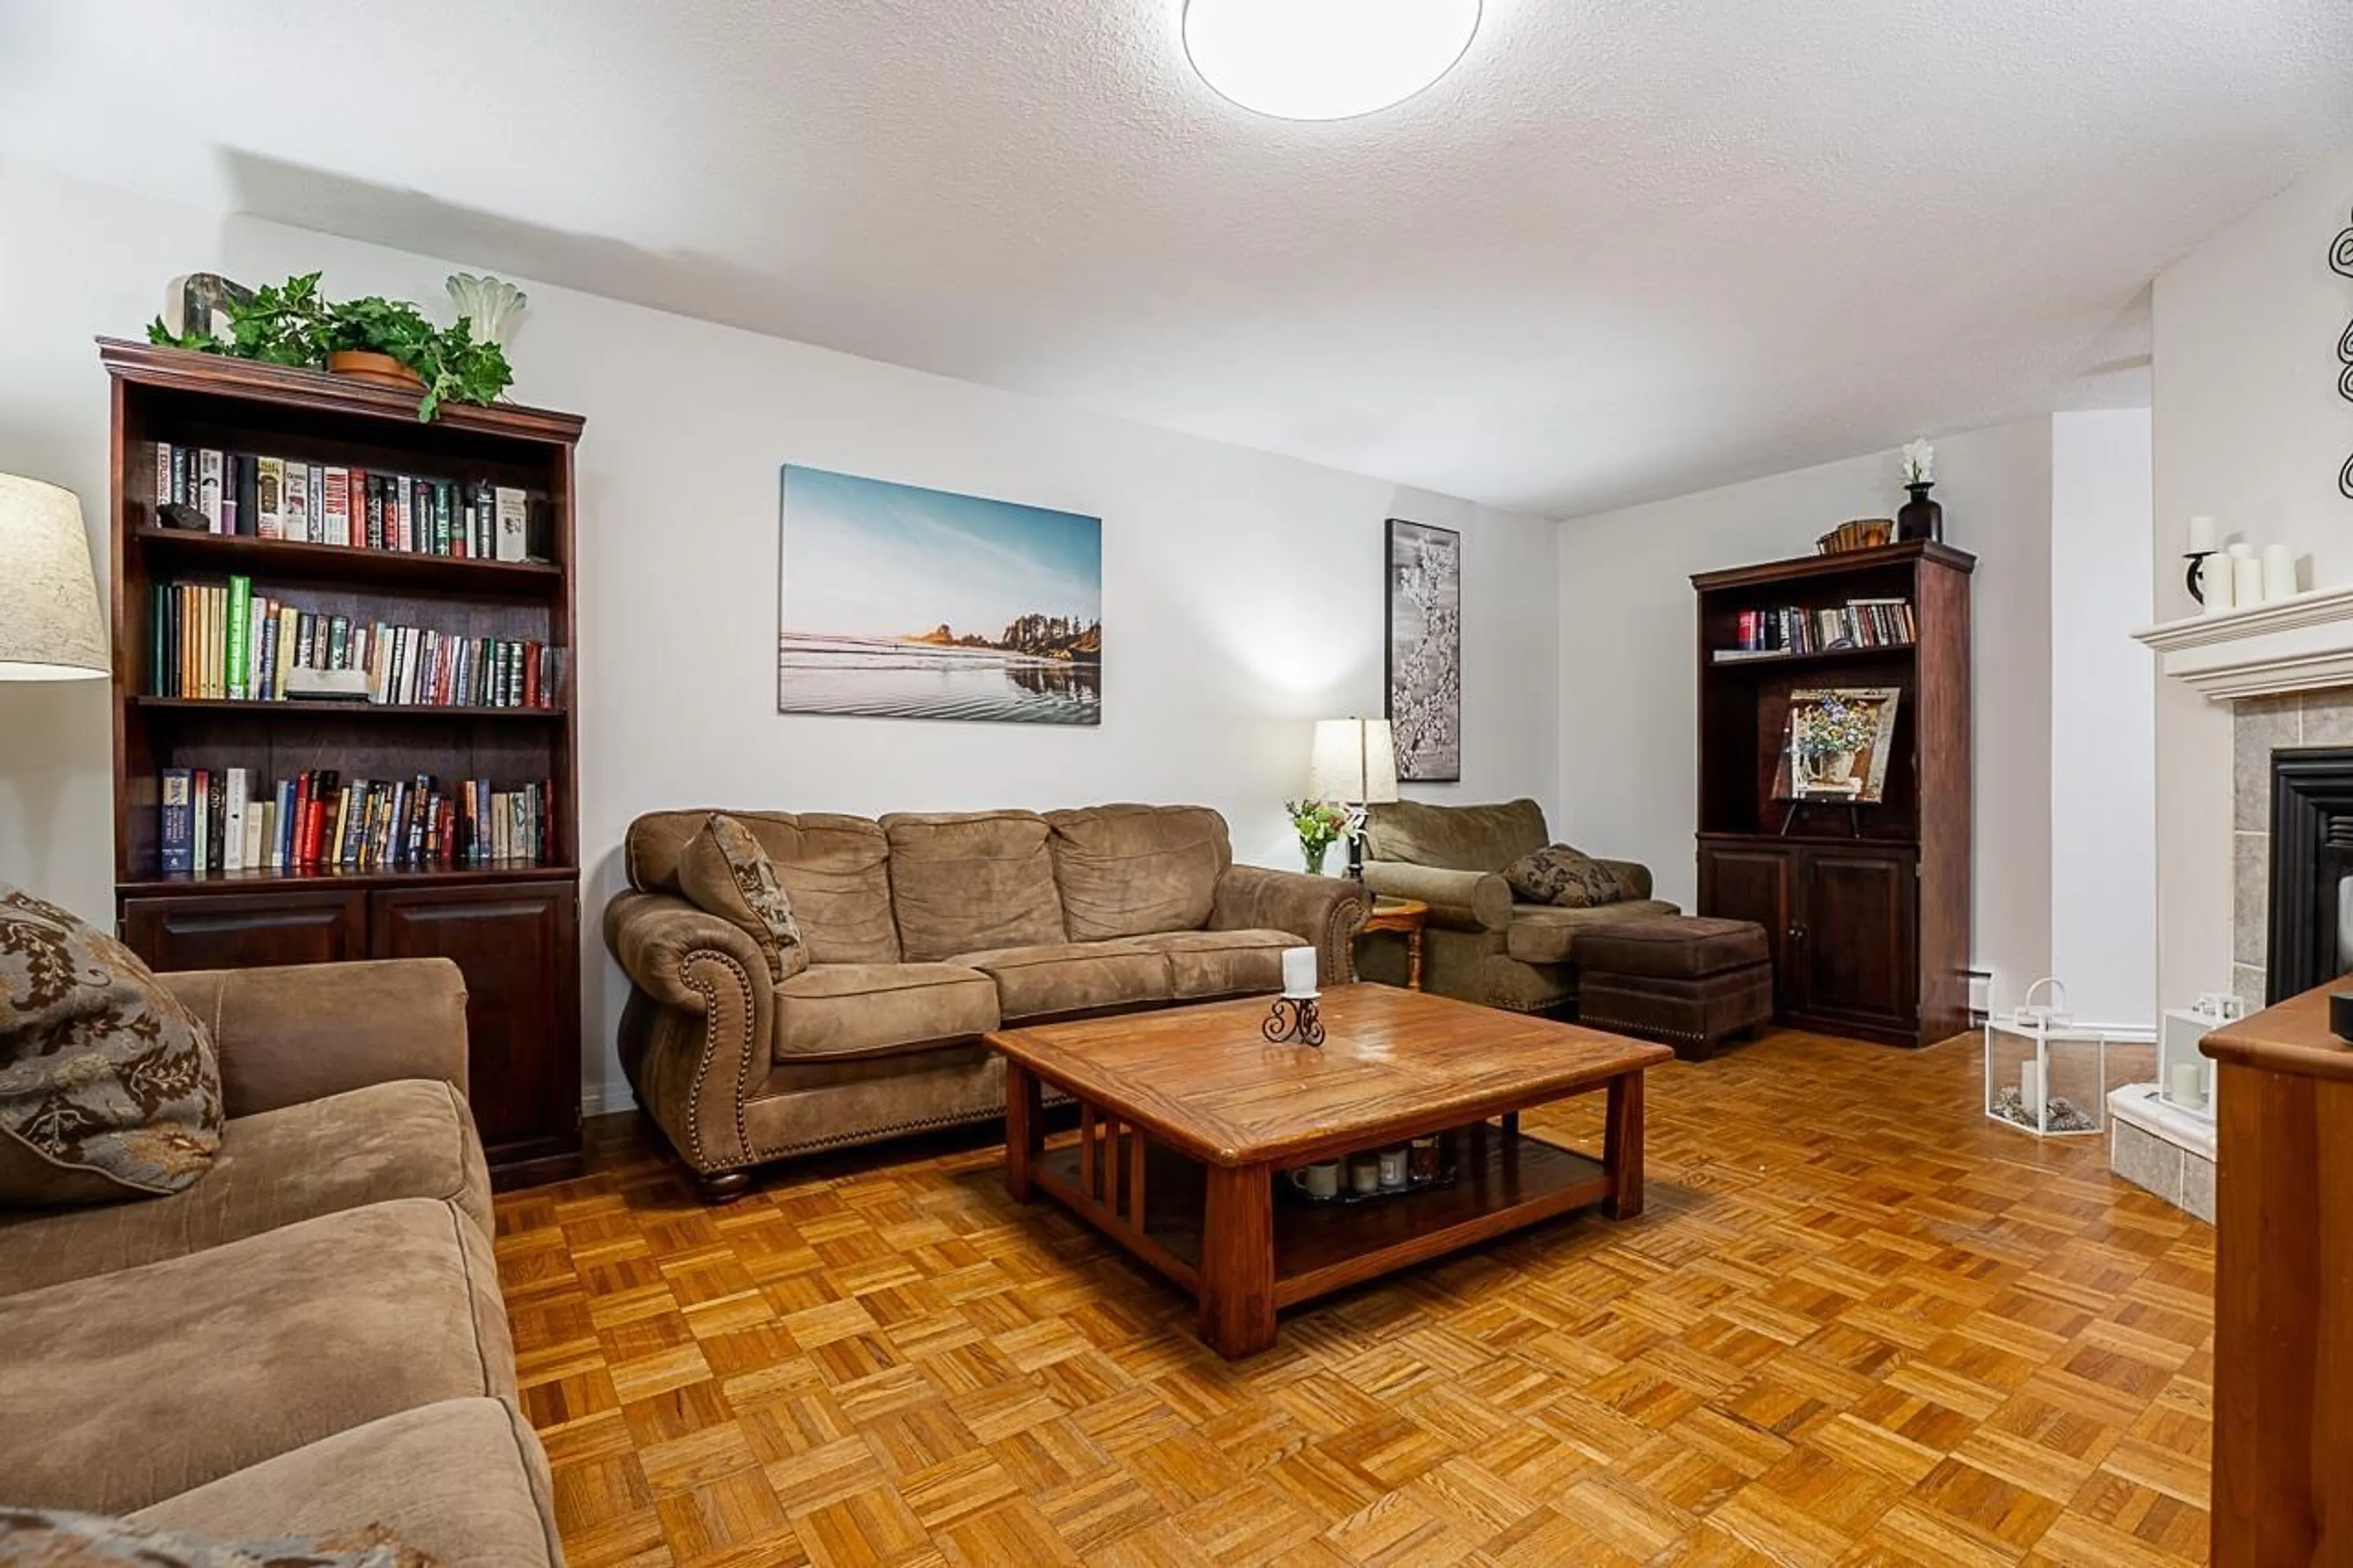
left=151, top=441, right=544, bottom=562
left=151, top=575, right=561, bottom=708
left=1714, top=598, right=1917, bottom=662
left=159, top=768, right=553, bottom=876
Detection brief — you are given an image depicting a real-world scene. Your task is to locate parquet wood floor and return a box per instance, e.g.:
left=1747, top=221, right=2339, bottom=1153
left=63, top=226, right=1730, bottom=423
left=493, top=1028, right=2212, bottom=1567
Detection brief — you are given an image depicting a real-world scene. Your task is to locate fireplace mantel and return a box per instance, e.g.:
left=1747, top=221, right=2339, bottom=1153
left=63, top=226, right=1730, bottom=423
left=2134, top=583, right=2353, bottom=700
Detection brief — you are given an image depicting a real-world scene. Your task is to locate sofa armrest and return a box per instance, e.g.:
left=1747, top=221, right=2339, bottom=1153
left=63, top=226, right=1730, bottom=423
left=604, top=891, right=773, bottom=1175
left=1360, top=861, right=1512, bottom=933
left=1209, top=866, right=1366, bottom=985
left=158, top=959, right=469, bottom=1119
left=1597, top=858, right=1654, bottom=901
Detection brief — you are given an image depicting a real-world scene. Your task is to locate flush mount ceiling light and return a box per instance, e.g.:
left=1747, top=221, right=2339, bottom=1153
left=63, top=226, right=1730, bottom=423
left=1183, top=0, right=1482, bottom=121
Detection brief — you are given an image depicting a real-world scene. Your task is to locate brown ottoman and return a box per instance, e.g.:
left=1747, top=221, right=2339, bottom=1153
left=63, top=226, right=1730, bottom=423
left=1575, top=915, right=1773, bottom=1059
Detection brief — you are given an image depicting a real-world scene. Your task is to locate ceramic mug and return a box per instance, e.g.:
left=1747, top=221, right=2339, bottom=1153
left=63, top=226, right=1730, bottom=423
left=1377, top=1147, right=1409, bottom=1190
left=1347, top=1155, right=1382, bottom=1197
left=1288, top=1161, right=1341, bottom=1200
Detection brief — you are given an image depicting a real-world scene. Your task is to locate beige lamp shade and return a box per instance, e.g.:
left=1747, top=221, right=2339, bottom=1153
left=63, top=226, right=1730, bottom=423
left=1308, top=717, right=1400, bottom=803
left=0, top=475, right=107, bottom=680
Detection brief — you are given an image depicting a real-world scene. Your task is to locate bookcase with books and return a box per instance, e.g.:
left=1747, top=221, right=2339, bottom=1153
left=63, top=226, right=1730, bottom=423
left=1690, top=540, right=1974, bottom=1050
left=101, top=339, right=585, bottom=1186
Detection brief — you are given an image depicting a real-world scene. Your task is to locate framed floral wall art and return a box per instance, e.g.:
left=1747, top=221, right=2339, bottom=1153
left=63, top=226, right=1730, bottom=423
left=1771, top=687, right=1902, bottom=803
left=1385, top=518, right=1461, bottom=782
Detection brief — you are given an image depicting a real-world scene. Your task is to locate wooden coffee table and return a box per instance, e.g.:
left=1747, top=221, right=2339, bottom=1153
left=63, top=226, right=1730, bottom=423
left=988, top=983, right=1671, bottom=1358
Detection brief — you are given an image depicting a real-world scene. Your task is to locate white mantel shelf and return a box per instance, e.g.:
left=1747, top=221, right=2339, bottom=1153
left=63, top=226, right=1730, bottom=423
left=2134, top=583, right=2353, bottom=700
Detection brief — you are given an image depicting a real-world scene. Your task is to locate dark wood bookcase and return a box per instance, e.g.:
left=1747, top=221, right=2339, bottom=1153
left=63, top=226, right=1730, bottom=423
left=1690, top=541, right=1974, bottom=1048
left=99, top=339, right=586, bottom=1185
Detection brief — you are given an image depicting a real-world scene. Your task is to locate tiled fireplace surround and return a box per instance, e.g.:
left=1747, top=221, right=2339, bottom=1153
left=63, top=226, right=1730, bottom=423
left=2229, top=686, right=2353, bottom=1002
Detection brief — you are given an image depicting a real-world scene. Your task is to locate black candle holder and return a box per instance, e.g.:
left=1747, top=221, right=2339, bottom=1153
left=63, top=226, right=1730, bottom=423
left=2186, top=549, right=2217, bottom=605
left=1263, top=995, right=1324, bottom=1047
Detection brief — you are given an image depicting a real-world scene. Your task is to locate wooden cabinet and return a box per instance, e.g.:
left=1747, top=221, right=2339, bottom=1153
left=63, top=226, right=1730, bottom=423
left=123, top=889, right=366, bottom=971
left=1698, top=839, right=1926, bottom=1047
left=1692, top=542, right=1972, bottom=1049
left=372, top=884, right=580, bottom=1182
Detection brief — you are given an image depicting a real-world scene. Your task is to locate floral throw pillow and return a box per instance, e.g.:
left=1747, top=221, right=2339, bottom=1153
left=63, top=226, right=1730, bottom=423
left=677, top=813, right=810, bottom=983
left=0, top=884, right=222, bottom=1205
left=0, top=1508, right=437, bottom=1567
left=1503, top=844, right=1626, bottom=909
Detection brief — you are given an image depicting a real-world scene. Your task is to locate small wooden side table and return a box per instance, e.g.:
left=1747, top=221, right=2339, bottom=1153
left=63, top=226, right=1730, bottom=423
left=1360, top=896, right=1430, bottom=990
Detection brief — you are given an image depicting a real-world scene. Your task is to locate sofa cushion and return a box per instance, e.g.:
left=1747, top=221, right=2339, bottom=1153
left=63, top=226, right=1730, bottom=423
left=0, top=1510, right=434, bottom=1567
left=0, top=1196, right=513, bottom=1516
left=882, top=811, right=1067, bottom=962
left=953, top=940, right=1172, bottom=1020
left=0, top=882, right=222, bottom=1206
left=772, top=963, right=1000, bottom=1061
left=1506, top=900, right=1681, bottom=966
left=0, top=1078, right=490, bottom=1298
left=1575, top=915, right=1772, bottom=979
left=1365, top=797, right=1550, bottom=874
left=676, top=812, right=811, bottom=982
left=1127, top=929, right=1296, bottom=1000
left=626, top=810, right=899, bottom=964
left=1045, top=804, right=1232, bottom=942
left=132, top=1399, right=560, bottom=1568
left=1504, top=844, right=1626, bottom=908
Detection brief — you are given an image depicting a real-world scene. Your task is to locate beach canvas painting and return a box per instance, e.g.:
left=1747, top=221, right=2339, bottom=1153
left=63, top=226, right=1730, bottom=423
left=778, top=466, right=1102, bottom=725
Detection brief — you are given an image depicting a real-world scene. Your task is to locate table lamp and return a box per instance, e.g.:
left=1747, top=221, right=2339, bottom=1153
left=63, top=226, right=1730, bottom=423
left=1308, top=717, right=1399, bottom=879
left=0, top=475, right=107, bottom=681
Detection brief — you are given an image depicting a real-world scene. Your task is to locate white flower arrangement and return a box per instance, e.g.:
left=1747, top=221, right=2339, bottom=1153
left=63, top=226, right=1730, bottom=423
left=1901, top=439, right=1935, bottom=487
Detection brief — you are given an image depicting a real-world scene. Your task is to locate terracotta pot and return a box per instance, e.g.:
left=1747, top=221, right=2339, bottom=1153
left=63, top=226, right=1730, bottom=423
left=327, top=349, right=425, bottom=390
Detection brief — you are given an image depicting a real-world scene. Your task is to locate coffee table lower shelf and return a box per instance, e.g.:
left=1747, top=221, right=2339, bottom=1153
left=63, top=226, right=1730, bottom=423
left=1018, top=1108, right=1632, bottom=1357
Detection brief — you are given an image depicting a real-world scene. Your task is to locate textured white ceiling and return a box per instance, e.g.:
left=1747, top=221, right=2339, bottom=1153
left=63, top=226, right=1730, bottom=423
left=4, top=0, right=2349, bottom=516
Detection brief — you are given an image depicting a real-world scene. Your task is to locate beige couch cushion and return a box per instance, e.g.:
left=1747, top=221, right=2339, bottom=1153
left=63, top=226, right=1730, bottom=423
left=0, top=1079, right=489, bottom=1299
left=1045, top=804, right=1231, bottom=941
left=771, top=963, right=1000, bottom=1061
left=0, top=1196, right=514, bottom=1516
left=626, top=810, right=899, bottom=964
left=882, top=811, right=1067, bottom=961
left=1507, top=900, right=1681, bottom=965
left=953, top=940, right=1172, bottom=1020
left=132, top=1399, right=560, bottom=1568
left=0, top=883, right=222, bottom=1205
left=1366, top=797, right=1550, bottom=873
left=1127, top=929, right=1296, bottom=1000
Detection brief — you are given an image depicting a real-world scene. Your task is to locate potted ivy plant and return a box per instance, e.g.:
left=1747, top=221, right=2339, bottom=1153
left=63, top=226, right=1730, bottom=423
left=149, top=270, right=515, bottom=421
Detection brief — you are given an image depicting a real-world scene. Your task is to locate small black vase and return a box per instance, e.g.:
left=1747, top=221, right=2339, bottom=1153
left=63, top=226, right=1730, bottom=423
left=1896, top=482, right=1943, bottom=543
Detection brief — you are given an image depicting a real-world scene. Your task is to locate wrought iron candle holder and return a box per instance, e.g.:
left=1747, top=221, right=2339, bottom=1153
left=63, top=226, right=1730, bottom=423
left=2184, top=549, right=2218, bottom=605
left=1263, top=994, right=1324, bottom=1047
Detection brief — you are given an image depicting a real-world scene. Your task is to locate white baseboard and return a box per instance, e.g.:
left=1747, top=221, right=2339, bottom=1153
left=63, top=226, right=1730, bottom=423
left=580, top=1083, right=638, bottom=1118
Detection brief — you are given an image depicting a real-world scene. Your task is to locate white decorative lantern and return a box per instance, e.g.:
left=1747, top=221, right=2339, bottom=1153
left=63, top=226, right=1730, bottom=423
left=1980, top=978, right=2147, bottom=1137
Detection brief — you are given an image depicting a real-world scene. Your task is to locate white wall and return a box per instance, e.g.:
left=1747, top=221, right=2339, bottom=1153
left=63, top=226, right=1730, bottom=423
left=2050, top=410, right=2156, bottom=1026
left=1554, top=416, right=2145, bottom=1018
left=0, top=161, right=1562, bottom=1112
left=2151, top=147, right=2353, bottom=1005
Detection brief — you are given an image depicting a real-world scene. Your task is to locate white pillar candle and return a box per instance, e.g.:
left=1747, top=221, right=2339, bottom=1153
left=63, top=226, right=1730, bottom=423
left=2264, top=543, right=2297, bottom=600
left=1281, top=945, right=1318, bottom=998
left=2188, top=515, right=2217, bottom=553
left=2204, top=553, right=2237, bottom=615
left=2228, top=541, right=2255, bottom=559
left=2235, top=555, right=2266, bottom=607
left=2018, top=1059, right=2044, bottom=1125
left=2169, top=1061, right=2207, bottom=1109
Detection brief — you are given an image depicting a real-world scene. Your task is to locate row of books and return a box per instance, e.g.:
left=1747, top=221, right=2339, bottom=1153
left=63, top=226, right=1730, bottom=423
left=152, top=441, right=540, bottom=562
left=1715, top=599, right=1918, bottom=661
left=160, top=768, right=555, bottom=875
left=151, top=576, right=561, bottom=709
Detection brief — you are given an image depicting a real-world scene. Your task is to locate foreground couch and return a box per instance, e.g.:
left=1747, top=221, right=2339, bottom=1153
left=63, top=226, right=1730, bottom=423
left=0, top=958, right=560, bottom=1568
left=1360, top=798, right=1677, bottom=1012
left=607, top=803, right=1364, bottom=1197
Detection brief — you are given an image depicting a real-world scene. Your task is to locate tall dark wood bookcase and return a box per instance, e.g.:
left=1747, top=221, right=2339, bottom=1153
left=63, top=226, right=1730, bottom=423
left=1691, top=540, right=1974, bottom=1048
left=100, top=339, right=586, bottom=1186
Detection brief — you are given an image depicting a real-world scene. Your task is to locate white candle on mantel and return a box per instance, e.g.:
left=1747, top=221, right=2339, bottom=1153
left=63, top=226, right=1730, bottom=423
left=2236, top=555, right=2266, bottom=607
left=2228, top=541, right=2256, bottom=561
left=2188, top=515, right=2217, bottom=553
left=2019, top=1059, right=2045, bottom=1126
left=2205, top=553, right=2237, bottom=615
left=2168, top=1061, right=2207, bottom=1109
left=1281, top=946, right=1318, bottom=999
left=2264, top=543, right=2297, bottom=600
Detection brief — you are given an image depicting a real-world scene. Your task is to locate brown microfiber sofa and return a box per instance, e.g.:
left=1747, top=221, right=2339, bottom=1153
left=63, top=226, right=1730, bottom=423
left=0, top=959, right=560, bottom=1567
left=606, top=803, right=1365, bottom=1197
left=1359, top=798, right=1676, bottom=1013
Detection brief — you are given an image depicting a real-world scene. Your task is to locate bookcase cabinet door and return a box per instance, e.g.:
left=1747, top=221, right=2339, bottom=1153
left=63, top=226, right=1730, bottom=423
left=122, top=890, right=367, bottom=972
left=1696, top=843, right=1795, bottom=1012
left=369, top=882, right=581, bottom=1186
left=1794, top=848, right=1916, bottom=1036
